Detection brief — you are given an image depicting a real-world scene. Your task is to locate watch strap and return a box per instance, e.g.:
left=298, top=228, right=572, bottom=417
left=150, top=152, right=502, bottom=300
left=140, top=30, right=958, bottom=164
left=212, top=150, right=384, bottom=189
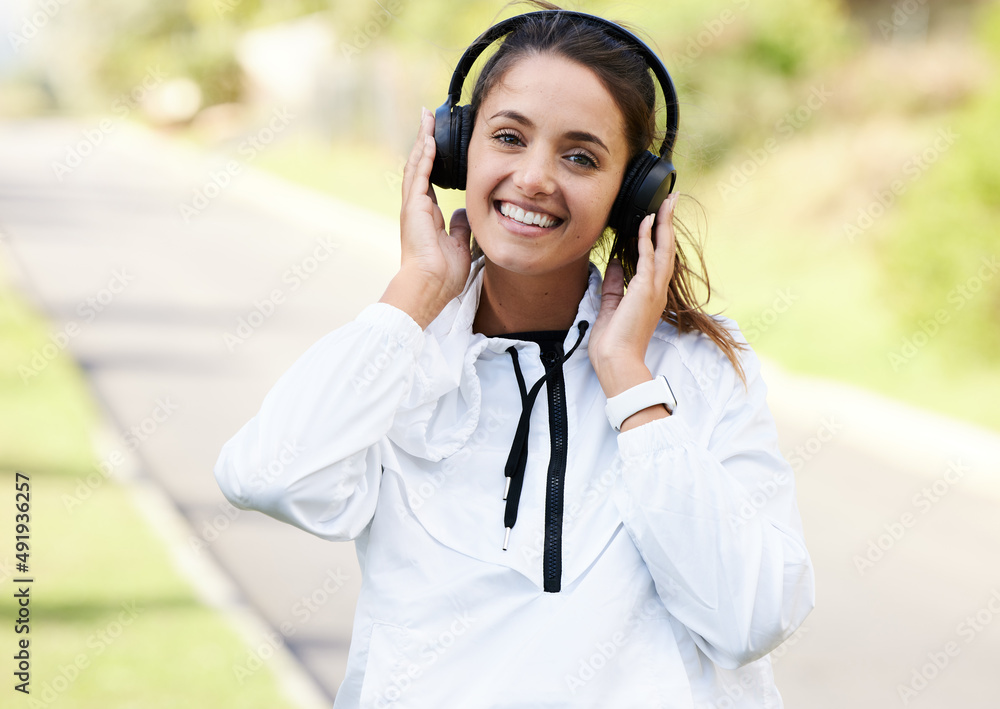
left=605, top=375, right=677, bottom=431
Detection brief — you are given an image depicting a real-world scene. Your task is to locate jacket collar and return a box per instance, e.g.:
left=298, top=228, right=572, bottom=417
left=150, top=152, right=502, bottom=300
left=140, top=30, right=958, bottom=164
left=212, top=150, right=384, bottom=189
left=429, top=256, right=602, bottom=358
left=387, top=258, right=602, bottom=461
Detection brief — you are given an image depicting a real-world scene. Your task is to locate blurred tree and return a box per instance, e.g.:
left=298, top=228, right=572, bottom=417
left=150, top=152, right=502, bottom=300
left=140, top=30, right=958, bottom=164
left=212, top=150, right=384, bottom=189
left=876, top=0, right=1000, bottom=367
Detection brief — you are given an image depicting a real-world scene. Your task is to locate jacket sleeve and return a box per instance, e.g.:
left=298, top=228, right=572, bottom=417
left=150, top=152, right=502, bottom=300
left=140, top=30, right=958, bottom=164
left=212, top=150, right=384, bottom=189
left=610, top=342, right=815, bottom=669
left=213, top=303, right=425, bottom=541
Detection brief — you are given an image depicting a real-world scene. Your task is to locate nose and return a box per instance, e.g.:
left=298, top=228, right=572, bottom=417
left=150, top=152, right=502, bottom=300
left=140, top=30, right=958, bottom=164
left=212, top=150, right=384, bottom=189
left=512, top=146, right=557, bottom=196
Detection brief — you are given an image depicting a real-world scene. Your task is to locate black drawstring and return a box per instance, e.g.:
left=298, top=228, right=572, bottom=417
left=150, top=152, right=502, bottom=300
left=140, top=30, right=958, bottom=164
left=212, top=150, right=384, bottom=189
left=501, top=320, right=588, bottom=550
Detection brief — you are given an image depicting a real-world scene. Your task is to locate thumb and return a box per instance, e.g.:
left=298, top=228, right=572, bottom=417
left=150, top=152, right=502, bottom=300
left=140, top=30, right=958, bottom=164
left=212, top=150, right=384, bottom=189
left=448, top=208, right=471, bottom=243
left=598, top=258, right=624, bottom=318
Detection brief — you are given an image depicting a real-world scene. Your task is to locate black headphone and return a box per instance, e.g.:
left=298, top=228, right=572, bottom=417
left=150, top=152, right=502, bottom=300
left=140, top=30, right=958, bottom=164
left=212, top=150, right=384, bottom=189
left=430, top=10, right=678, bottom=243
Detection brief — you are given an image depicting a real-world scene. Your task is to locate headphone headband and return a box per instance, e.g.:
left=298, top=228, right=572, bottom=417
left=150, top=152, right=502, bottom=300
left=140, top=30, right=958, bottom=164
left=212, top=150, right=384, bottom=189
left=431, top=9, right=678, bottom=247
left=443, top=10, right=678, bottom=160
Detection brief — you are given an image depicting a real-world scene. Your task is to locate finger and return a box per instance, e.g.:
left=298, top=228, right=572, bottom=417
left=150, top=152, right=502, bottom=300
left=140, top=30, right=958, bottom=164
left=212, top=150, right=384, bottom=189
left=653, top=193, right=678, bottom=278
left=430, top=184, right=446, bottom=232
left=449, top=208, right=471, bottom=243
left=599, top=257, right=625, bottom=314
left=405, top=134, right=435, bottom=212
left=401, top=111, right=425, bottom=201
left=402, top=108, right=433, bottom=202
left=635, top=213, right=655, bottom=276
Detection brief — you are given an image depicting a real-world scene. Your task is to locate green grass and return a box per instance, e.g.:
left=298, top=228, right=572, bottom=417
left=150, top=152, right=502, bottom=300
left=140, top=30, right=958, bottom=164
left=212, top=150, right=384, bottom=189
left=0, top=261, right=301, bottom=708
left=0, top=286, right=99, bottom=476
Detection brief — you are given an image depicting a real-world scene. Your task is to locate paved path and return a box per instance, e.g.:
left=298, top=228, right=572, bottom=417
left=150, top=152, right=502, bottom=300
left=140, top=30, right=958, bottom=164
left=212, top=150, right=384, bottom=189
left=2, top=118, right=999, bottom=707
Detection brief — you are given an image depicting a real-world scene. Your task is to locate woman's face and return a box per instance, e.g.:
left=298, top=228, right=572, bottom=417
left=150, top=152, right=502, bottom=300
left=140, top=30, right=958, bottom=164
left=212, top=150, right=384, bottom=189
left=465, top=53, right=630, bottom=279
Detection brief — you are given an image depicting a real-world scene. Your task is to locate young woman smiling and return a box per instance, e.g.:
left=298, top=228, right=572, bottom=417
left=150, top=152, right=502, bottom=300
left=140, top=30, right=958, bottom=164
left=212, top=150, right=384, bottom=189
left=216, top=5, right=814, bottom=707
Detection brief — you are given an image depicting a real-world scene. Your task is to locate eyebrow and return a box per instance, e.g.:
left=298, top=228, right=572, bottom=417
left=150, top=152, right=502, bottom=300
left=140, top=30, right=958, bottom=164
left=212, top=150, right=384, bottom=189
left=488, top=109, right=611, bottom=155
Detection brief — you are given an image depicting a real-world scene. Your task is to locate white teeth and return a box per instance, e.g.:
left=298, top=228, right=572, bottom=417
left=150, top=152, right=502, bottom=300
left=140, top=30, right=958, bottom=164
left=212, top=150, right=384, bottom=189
left=499, top=201, right=558, bottom=228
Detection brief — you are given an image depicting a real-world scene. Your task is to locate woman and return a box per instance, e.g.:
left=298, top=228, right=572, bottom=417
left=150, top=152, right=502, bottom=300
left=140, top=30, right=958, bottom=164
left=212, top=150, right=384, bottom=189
left=215, top=5, right=814, bottom=707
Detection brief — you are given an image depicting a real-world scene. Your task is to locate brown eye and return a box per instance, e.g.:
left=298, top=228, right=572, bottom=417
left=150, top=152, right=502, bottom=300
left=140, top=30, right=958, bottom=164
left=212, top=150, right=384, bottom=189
left=492, top=130, right=522, bottom=146
left=568, top=152, right=599, bottom=169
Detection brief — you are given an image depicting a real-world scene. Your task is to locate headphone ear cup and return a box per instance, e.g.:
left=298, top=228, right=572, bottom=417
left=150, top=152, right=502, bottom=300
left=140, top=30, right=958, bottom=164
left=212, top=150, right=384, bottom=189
left=453, top=105, right=473, bottom=191
left=609, top=152, right=677, bottom=242
left=609, top=151, right=658, bottom=241
left=429, top=104, right=473, bottom=190
left=431, top=102, right=456, bottom=189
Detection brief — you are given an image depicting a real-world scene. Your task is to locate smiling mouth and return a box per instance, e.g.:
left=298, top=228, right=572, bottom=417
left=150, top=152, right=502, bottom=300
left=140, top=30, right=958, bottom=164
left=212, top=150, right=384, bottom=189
left=495, top=201, right=563, bottom=229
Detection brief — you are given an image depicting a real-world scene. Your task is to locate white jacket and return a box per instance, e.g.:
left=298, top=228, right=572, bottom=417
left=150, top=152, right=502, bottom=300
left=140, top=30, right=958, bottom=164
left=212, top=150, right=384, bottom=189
left=215, top=259, right=814, bottom=708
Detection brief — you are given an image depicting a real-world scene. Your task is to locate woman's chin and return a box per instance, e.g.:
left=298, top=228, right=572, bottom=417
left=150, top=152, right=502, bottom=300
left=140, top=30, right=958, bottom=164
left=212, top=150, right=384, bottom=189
left=478, top=245, right=592, bottom=281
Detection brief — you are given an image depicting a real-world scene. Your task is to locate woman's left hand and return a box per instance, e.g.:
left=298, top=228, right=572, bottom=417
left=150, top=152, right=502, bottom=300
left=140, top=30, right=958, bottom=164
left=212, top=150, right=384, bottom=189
left=589, top=193, right=678, bottom=398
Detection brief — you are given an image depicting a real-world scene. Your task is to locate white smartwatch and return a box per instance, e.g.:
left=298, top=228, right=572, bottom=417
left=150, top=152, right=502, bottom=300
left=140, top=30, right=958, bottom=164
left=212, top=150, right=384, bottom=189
left=605, top=375, right=677, bottom=431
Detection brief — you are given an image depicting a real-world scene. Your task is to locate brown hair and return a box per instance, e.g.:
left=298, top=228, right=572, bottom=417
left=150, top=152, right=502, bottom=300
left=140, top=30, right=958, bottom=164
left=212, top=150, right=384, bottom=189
left=469, top=1, right=748, bottom=383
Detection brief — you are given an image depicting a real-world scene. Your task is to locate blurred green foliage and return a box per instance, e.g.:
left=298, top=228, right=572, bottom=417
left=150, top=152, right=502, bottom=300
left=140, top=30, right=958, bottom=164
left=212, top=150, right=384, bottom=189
left=877, top=1, right=1000, bottom=370
left=7, top=0, right=998, bottom=427
left=54, top=0, right=855, bottom=118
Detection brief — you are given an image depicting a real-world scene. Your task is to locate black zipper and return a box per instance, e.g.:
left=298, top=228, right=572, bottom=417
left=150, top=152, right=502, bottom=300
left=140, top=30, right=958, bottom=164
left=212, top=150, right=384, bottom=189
left=540, top=345, right=567, bottom=593
left=501, top=323, right=587, bottom=593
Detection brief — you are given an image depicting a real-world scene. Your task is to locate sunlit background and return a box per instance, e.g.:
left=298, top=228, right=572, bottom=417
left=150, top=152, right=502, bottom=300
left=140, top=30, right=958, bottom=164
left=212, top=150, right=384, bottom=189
left=5, top=0, right=997, bottom=426
left=1, top=0, right=998, bottom=707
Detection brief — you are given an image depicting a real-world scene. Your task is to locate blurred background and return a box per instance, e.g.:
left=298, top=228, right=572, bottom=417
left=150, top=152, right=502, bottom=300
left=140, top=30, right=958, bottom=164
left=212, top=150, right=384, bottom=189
left=0, top=0, right=998, bottom=707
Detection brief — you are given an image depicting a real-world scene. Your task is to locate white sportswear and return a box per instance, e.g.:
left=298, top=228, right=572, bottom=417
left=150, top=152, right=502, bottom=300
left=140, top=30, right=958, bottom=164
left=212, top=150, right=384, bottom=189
left=214, top=259, right=815, bottom=708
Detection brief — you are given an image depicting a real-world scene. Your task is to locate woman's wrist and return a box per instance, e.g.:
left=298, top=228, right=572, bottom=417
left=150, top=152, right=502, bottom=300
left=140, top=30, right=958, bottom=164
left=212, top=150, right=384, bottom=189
left=596, top=359, right=672, bottom=432
left=379, top=270, right=453, bottom=329
left=594, top=358, right=654, bottom=399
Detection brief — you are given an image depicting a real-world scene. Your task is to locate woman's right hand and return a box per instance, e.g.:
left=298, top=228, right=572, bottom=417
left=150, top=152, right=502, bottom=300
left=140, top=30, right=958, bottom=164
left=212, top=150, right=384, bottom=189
left=379, top=107, right=472, bottom=329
